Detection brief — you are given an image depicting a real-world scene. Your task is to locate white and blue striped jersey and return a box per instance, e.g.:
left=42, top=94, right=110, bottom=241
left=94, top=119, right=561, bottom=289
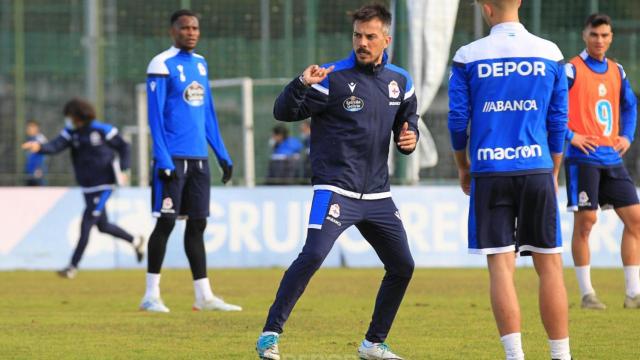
left=448, top=22, right=568, bottom=176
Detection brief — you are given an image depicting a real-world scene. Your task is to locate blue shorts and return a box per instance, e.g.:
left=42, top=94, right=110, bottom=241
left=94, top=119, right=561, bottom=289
left=469, top=173, right=562, bottom=256
left=151, top=158, right=210, bottom=219
left=565, top=162, right=639, bottom=212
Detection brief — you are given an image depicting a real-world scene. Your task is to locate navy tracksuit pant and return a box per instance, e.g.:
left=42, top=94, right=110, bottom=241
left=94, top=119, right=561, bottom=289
left=263, top=190, right=414, bottom=343
left=71, top=190, right=134, bottom=267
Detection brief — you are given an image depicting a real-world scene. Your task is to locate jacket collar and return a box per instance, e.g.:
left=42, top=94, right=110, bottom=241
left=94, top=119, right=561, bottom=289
left=171, top=45, right=195, bottom=56
left=580, top=49, right=607, bottom=65
left=490, top=22, right=526, bottom=35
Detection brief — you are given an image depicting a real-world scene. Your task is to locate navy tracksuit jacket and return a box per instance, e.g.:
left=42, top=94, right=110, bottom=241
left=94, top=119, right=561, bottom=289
left=39, top=120, right=129, bottom=191
left=38, top=120, right=133, bottom=267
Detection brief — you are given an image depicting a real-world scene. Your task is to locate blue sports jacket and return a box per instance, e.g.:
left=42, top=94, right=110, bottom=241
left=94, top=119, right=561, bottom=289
left=564, top=50, right=638, bottom=166
left=272, top=137, right=303, bottom=159
left=38, top=120, right=130, bottom=191
left=274, top=51, right=419, bottom=199
left=146, top=46, right=232, bottom=171
left=25, top=134, right=47, bottom=178
left=448, top=22, right=568, bottom=176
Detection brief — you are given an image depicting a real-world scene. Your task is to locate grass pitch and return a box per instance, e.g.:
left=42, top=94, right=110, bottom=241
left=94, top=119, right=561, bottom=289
left=0, top=268, right=638, bottom=359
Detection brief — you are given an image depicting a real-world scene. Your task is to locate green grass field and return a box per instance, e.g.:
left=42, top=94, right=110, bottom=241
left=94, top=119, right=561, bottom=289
left=0, top=268, right=638, bottom=359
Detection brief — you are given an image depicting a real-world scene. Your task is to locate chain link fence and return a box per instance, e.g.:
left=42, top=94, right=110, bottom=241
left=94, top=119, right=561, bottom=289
left=1, top=0, right=638, bottom=185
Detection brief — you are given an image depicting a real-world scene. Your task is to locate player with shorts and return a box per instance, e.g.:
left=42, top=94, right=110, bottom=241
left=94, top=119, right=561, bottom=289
left=448, top=1, right=572, bottom=359
left=140, top=9, right=240, bottom=313
left=564, top=14, right=640, bottom=310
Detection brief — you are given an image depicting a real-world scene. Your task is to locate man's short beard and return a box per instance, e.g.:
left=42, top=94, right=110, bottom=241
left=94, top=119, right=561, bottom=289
left=356, top=59, right=374, bottom=66
left=356, top=55, right=381, bottom=67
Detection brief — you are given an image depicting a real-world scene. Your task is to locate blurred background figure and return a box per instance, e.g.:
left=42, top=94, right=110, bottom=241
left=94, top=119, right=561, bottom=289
left=22, top=98, right=144, bottom=279
left=24, top=120, right=47, bottom=186
left=266, top=124, right=303, bottom=184
left=299, top=120, right=312, bottom=179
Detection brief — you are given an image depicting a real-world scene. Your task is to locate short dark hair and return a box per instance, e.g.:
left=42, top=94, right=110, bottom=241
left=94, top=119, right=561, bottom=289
left=272, top=125, right=289, bottom=138
left=63, top=98, right=96, bottom=123
left=584, top=13, right=612, bottom=30
left=475, top=0, right=519, bottom=11
left=26, top=119, right=39, bottom=127
left=352, top=3, right=392, bottom=32
left=170, top=9, right=199, bottom=26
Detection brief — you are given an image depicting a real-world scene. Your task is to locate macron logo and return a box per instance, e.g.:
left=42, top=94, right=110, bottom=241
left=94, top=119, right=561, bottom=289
left=483, top=99, right=538, bottom=113
left=478, top=61, right=546, bottom=78
left=477, top=144, right=542, bottom=161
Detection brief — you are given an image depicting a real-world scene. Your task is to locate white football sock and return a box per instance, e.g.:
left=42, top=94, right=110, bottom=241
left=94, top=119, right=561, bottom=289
left=261, top=331, right=279, bottom=337
left=549, top=338, right=571, bottom=360
left=624, top=265, right=640, bottom=297
left=194, top=278, right=215, bottom=302
left=500, top=333, right=524, bottom=360
left=145, top=273, right=161, bottom=299
left=575, top=265, right=595, bottom=296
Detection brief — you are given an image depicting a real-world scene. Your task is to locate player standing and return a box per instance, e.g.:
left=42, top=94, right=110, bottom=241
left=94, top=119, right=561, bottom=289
left=22, top=98, right=144, bottom=278
left=140, top=9, right=241, bottom=313
left=255, top=4, right=418, bottom=360
left=564, top=14, right=640, bottom=310
left=448, top=1, right=572, bottom=359
left=24, top=120, right=47, bottom=186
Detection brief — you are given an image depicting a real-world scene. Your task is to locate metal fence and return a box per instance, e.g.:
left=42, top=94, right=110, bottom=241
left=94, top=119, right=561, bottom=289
left=1, top=0, right=639, bottom=185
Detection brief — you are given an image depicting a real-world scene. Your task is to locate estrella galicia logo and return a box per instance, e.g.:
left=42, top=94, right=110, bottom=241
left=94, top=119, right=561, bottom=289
left=343, top=96, right=364, bottom=112
left=183, top=81, right=205, bottom=107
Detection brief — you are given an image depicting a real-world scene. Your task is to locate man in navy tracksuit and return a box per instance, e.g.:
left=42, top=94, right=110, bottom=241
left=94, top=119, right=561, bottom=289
left=256, top=4, right=418, bottom=360
left=22, top=98, right=143, bottom=278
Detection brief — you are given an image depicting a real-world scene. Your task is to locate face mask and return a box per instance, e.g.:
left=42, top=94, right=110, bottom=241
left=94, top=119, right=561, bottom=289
left=64, top=117, right=75, bottom=129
